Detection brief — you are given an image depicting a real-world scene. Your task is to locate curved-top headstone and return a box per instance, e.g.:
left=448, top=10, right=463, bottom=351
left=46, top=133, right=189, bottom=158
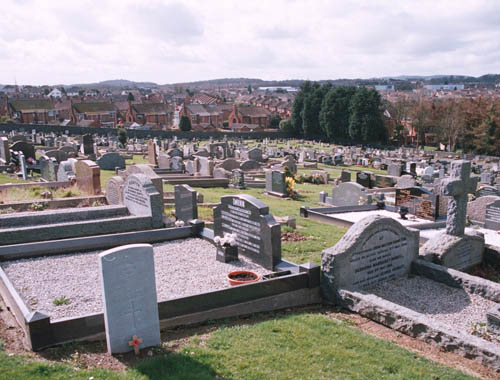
left=213, top=194, right=281, bottom=270
left=10, top=141, right=35, bottom=161
left=396, top=175, right=416, bottom=189
left=322, top=215, right=419, bottom=304
left=106, top=176, right=125, bottom=205
left=97, top=152, right=126, bottom=170
left=75, top=159, right=101, bottom=195
left=240, top=159, right=261, bottom=171
left=126, top=164, right=163, bottom=200
left=57, top=160, right=75, bottom=182
left=330, top=182, right=368, bottom=207
left=123, top=174, right=163, bottom=228
left=216, top=158, right=240, bottom=171
left=467, top=195, right=500, bottom=223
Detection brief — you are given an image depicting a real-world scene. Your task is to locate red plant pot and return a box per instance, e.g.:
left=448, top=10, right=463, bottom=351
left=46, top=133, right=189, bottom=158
left=227, top=270, right=260, bottom=286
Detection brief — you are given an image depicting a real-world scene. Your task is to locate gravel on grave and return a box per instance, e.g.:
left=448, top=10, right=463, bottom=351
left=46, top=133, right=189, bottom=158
left=367, top=276, right=497, bottom=339
left=1, top=238, right=271, bottom=321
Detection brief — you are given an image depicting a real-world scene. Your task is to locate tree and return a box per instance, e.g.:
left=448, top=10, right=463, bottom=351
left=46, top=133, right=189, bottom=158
left=269, top=114, right=282, bottom=129
left=348, top=87, right=387, bottom=143
left=279, top=119, right=293, bottom=133
left=248, top=85, right=252, bottom=94
left=290, top=81, right=313, bottom=137
left=179, top=115, right=192, bottom=132
left=43, top=88, right=50, bottom=95
left=319, top=86, right=356, bottom=141
left=127, top=92, right=134, bottom=101
left=301, top=83, right=331, bottom=137
left=117, top=128, right=128, bottom=147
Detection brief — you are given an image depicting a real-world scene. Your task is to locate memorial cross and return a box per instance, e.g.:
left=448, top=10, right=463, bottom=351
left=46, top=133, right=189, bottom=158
left=128, top=335, right=143, bottom=355
left=440, top=160, right=478, bottom=236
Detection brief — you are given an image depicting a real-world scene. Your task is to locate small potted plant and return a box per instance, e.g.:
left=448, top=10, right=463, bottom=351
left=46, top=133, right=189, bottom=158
left=227, top=270, right=260, bottom=286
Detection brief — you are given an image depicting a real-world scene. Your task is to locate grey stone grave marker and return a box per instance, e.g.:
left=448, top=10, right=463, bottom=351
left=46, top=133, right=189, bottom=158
left=174, top=184, right=198, bottom=222
left=328, top=182, right=369, bottom=207
left=40, top=155, right=57, bottom=182
left=123, top=174, right=163, bottom=228
left=265, top=170, right=287, bottom=197
left=99, top=244, right=161, bottom=354
left=106, top=176, right=125, bottom=205
left=97, top=152, right=126, bottom=170
left=0, top=137, right=10, bottom=164
left=485, top=199, right=500, bottom=231
left=322, top=215, right=419, bottom=304
left=213, top=194, right=281, bottom=270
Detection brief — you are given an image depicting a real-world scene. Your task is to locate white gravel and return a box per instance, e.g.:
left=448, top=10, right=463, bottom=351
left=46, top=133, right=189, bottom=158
left=1, top=238, right=271, bottom=321
left=367, top=276, right=498, bottom=340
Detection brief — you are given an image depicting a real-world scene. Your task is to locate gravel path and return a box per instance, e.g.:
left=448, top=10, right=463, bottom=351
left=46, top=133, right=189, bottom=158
left=367, top=276, right=498, bottom=340
left=1, top=238, right=271, bottom=321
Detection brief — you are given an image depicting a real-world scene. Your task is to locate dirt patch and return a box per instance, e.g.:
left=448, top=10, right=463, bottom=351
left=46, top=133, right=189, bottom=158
left=0, top=298, right=497, bottom=379
left=281, top=231, right=311, bottom=242
left=469, top=262, right=500, bottom=283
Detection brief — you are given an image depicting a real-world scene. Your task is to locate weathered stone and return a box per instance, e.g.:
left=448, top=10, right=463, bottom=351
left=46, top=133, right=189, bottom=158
left=467, top=195, right=500, bottom=223
left=106, top=176, right=125, bottom=205
left=396, top=175, right=416, bottom=188
left=97, top=152, right=126, bottom=170
left=240, top=159, right=261, bottom=171
left=75, top=160, right=101, bottom=195
left=174, top=184, right=198, bottom=222
left=485, top=199, right=500, bottom=231
left=322, top=215, right=419, bottom=303
left=328, top=182, right=369, bottom=207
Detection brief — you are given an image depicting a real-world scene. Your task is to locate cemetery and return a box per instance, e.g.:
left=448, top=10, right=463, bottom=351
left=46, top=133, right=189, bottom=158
left=0, top=128, right=499, bottom=377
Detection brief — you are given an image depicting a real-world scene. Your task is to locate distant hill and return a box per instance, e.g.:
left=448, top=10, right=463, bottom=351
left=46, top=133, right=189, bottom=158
left=70, top=79, right=158, bottom=88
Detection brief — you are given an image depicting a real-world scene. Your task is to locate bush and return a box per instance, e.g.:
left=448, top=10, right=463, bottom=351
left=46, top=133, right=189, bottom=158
left=179, top=115, right=192, bottom=132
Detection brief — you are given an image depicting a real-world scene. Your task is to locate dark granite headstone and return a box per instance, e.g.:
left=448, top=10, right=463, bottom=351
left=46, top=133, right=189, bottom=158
left=213, top=194, right=281, bottom=270
left=174, top=184, right=198, bottom=222
left=231, top=169, right=245, bottom=189
left=97, top=152, right=126, bottom=170
left=82, top=134, right=93, bottom=155
left=356, top=171, right=372, bottom=188
left=340, top=170, right=351, bottom=182
left=265, top=170, right=287, bottom=197
left=10, top=141, right=35, bottom=161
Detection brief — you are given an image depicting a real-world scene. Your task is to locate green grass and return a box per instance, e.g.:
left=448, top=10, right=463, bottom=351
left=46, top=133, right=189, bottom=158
left=0, top=314, right=477, bottom=379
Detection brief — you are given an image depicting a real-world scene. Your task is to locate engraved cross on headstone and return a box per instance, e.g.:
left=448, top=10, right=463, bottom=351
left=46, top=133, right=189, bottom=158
left=440, top=160, right=478, bottom=236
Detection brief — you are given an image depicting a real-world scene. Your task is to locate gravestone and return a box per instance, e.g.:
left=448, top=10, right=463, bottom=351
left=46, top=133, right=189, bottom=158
left=356, top=171, right=372, bottom=188
left=395, top=187, right=439, bottom=221
left=217, top=158, right=240, bottom=171
left=174, top=184, right=198, bottom=222
left=213, top=194, right=281, bottom=270
left=466, top=195, right=500, bottom=223
left=281, top=155, right=297, bottom=175
left=126, top=164, right=164, bottom=203
left=265, top=170, right=287, bottom=197
left=420, top=160, right=484, bottom=270
left=10, top=141, right=35, bottom=161
left=105, top=176, right=125, bottom=205
left=39, top=156, right=58, bottom=182
left=240, top=159, right=261, bottom=171
left=485, top=199, right=500, bottom=231
left=147, top=140, right=157, bottom=166
left=57, top=160, right=75, bottom=182
left=97, top=152, right=126, bottom=170
left=157, top=153, right=170, bottom=169
left=231, top=169, right=245, bottom=189
left=340, top=170, right=351, bottom=183
left=396, top=175, right=416, bottom=188
left=81, top=134, right=94, bottom=155
left=0, top=137, right=11, bottom=164
left=18, top=153, right=28, bottom=180
left=170, top=156, right=184, bottom=171
left=321, top=216, right=419, bottom=304
left=247, top=147, right=263, bottom=162
left=476, top=185, right=500, bottom=198
left=195, top=156, right=214, bottom=176
left=328, top=182, right=369, bottom=207
left=45, top=149, right=68, bottom=163
left=75, top=160, right=101, bottom=195
left=99, top=244, right=161, bottom=354
left=374, top=174, right=397, bottom=188
left=123, top=174, right=163, bottom=228
left=387, top=162, right=404, bottom=177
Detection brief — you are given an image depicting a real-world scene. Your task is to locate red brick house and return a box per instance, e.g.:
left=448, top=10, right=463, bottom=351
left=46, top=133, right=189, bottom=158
left=8, top=99, right=57, bottom=124
left=180, top=104, right=223, bottom=129
left=126, top=102, right=173, bottom=128
left=228, top=104, right=270, bottom=129
left=71, top=102, right=118, bottom=127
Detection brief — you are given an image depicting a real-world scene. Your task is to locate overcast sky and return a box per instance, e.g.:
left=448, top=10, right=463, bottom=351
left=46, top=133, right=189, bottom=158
left=1, top=0, right=499, bottom=86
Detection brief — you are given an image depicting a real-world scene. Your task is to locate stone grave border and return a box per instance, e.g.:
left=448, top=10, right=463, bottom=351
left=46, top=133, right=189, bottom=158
left=0, top=180, right=72, bottom=191
left=300, top=205, right=446, bottom=243
left=0, top=195, right=105, bottom=212
left=334, top=257, right=500, bottom=371
left=0, top=222, right=320, bottom=351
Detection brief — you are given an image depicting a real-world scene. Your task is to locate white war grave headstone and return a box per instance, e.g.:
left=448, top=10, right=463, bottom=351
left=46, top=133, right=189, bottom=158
left=420, top=160, right=484, bottom=271
left=99, top=244, right=161, bottom=354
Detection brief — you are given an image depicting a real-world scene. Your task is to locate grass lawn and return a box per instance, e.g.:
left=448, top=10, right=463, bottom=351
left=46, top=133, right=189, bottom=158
left=0, top=314, right=479, bottom=380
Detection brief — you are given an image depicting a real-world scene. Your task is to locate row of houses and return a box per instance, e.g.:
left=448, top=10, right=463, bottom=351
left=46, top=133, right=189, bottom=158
left=1, top=98, right=174, bottom=129
left=236, top=94, right=293, bottom=119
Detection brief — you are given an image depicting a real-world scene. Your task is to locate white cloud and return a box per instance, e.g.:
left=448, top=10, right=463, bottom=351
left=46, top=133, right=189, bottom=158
left=0, top=0, right=498, bottom=85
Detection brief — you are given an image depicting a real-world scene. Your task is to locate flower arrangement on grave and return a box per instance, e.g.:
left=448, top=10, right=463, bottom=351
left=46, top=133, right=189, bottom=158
left=214, top=232, right=238, bottom=247
left=174, top=220, right=185, bottom=227
left=295, top=173, right=323, bottom=184
left=285, top=176, right=297, bottom=199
